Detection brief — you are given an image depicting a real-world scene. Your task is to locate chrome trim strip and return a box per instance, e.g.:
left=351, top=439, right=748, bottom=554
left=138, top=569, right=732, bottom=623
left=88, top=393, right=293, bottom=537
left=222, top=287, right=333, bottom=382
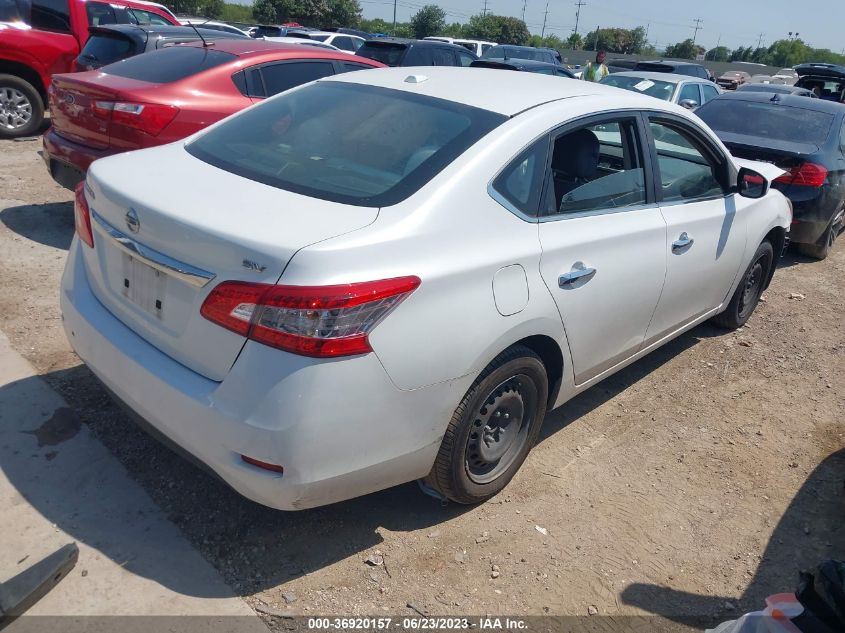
left=91, top=211, right=216, bottom=288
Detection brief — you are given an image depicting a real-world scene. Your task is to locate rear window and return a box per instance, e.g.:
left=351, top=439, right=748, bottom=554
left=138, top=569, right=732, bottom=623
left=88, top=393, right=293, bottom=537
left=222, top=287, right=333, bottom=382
left=357, top=43, right=406, bottom=66
left=101, top=46, right=236, bottom=83
left=697, top=100, right=835, bottom=146
left=79, top=32, right=136, bottom=65
left=186, top=82, right=505, bottom=206
left=483, top=46, right=547, bottom=63
left=600, top=75, right=675, bottom=101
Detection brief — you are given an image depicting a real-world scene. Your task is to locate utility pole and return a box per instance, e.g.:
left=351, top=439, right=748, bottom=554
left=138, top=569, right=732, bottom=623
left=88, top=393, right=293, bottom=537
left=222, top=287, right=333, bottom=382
left=522, top=0, right=528, bottom=22
left=593, top=24, right=599, bottom=51
left=756, top=32, right=764, bottom=49
left=691, top=17, right=703, bottom=45
left=541, top=1, right=549, bottom=38
left=392, top=0, right=397, bottom=35
left=482, top=0, right=489, bottom=16
left=574, top=0, right=586, bottom=37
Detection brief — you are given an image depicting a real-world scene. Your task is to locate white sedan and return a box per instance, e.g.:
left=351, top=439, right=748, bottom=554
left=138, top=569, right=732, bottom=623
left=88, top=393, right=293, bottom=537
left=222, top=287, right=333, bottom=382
left=61, top=68, right=791, bottom=510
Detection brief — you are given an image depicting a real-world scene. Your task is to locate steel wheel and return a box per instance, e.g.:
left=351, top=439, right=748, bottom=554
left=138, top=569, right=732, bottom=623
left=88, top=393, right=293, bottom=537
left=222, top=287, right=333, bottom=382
left=0, top=87, right=33, bottom=131
left=427, top=345, right=548, bottom=505
left=737, top=255, right=765, bottom=321
left=465, top=375, right=539, bottom=485
left=712, top=240, right=773, bottom=330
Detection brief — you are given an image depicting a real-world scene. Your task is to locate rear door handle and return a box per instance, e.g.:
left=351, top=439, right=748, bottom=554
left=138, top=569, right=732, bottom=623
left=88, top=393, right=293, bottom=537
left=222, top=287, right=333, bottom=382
left=672, top=232, right=694, bottom=253
left=559, top=262, right=596, bottom=287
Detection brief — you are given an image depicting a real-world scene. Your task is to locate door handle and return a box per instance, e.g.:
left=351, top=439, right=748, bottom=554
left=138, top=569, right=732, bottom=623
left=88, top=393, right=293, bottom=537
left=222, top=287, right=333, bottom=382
left=672, top=232, right=694, bottom=253
left=558, top=262, right=596, bottom=287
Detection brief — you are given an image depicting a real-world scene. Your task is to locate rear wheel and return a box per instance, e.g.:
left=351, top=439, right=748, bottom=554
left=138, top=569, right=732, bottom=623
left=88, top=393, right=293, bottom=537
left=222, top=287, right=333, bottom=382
left=712, top=240, right=774, bottom=330
left=797, top=208, right=844, bottom=260
left=427, top=345, right=548, bottom=505
left=0, top=74, right=44, bottom=139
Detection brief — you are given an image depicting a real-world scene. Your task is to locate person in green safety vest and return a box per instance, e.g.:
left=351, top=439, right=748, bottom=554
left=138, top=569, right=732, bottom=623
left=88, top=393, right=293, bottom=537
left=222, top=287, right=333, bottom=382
left=582, top=50, right=609, bottom=82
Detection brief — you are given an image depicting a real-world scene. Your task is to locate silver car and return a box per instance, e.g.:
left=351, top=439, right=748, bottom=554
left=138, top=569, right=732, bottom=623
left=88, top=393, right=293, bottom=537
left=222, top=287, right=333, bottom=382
left=601, top=71, right=721, bottom=110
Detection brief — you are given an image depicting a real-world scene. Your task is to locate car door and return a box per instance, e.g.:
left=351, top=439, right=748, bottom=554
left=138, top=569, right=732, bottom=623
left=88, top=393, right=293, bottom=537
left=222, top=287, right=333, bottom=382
left=644, top=115, right=747, bottom=344
left=431, top=46, right=457, bottom=66
left=536, top=114, right=667, bottom=385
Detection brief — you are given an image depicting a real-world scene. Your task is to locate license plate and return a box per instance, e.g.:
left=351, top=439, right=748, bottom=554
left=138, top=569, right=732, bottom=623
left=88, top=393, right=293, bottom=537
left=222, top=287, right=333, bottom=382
left=121, top=254, right=166, bottom=316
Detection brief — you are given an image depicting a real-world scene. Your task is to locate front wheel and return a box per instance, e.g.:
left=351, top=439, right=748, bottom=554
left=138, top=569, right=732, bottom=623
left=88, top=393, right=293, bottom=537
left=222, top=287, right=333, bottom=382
left=427, top=345, right=548, bottom=505
left=0, top=74, right=44, bottom=139
left=712, top=240, right=774, bottom=330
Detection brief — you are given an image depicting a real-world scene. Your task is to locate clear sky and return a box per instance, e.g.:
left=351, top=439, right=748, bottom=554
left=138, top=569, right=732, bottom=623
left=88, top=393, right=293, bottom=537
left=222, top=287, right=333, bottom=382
left=357, top=0, right=845, bottom=52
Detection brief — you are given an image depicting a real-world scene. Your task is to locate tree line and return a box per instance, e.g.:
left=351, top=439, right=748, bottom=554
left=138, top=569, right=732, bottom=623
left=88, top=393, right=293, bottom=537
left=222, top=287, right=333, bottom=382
left=156, top=0, right=845, bottom=67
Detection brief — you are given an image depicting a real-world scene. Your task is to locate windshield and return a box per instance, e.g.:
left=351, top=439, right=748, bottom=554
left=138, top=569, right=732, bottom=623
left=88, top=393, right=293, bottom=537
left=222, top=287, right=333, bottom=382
left=697, top=100, right=834, bottom=146
left=600, top=75, right=675, bottom=101
left=357, top=42, right=406, bottom=66
left=186, top=82, right=506, bottom=207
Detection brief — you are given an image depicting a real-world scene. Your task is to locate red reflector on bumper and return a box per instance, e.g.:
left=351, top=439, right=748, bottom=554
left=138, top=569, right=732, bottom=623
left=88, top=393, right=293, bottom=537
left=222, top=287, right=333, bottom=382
left=241, top=455, right=284, bottom=474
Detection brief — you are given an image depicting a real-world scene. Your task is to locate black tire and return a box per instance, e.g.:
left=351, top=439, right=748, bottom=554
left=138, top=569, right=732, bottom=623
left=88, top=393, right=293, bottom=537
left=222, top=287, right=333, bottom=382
left=0, top=74, right=44, bottom=139
left=796, top=209, right=843, bottom=261
left=712, top=240, right=774, bottom=330
left=427, top=345, right=548, bottom=505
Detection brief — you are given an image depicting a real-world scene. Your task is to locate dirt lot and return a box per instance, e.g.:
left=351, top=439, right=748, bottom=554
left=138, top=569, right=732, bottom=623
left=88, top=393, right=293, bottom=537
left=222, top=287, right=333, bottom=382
left=1, top=136, right=843, bottom=628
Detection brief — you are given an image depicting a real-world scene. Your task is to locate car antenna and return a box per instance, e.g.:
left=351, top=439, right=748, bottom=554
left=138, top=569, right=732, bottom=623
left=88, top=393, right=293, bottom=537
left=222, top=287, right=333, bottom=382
left=186, top=19, right=213, bottom=47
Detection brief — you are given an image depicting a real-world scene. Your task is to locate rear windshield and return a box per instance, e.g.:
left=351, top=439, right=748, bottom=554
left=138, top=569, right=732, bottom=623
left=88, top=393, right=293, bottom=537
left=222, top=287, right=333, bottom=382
left=697, top=100, right=834, bottom=145
left=357, top=42, right=406, bottom=66
left=310, top=34, right=329, bottom=41
left=101, top=46, right=235, bottom=83
left=483, top=46, right=548, bottom=63
left=79, top=33, right=136, bottom=66
left=600, top=75, right=674, bottom=101
left=186, top=82, right=505, bottom=206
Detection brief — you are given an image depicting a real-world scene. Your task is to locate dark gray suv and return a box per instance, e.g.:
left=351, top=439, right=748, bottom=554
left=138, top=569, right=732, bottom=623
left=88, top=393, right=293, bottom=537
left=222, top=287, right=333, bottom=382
left=75, top=24, right=247, bottom=71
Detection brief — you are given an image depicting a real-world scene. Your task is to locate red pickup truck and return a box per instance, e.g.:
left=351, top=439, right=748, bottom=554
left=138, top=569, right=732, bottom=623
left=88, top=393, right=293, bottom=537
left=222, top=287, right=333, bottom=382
left=0, top=0, right=178, bottom=138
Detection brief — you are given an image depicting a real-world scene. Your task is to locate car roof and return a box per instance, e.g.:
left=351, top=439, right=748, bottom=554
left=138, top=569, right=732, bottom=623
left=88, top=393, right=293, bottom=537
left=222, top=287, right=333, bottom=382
left=179, top=38, right=362, bottom=58
left=471, top=59, right=561, bottom=70
left=610, top=71, right=700, bottom=84
left=711, top=90, right=845, bottom=115
left=88, top=24, right=244, bottom=39
left=323, top=66, right=658, bottom=116
left=639, top=60, right=699, bottom=68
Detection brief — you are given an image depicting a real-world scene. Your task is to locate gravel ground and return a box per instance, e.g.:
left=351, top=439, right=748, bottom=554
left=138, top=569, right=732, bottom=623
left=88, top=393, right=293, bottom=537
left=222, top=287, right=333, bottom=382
left=1, top=136, right=843, bottom=628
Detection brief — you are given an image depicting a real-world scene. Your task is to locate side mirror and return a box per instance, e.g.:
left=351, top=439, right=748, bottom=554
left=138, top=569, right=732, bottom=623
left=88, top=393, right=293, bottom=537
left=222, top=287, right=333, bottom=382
left=679, top=98, right=699, bottom=110
left=738, top=167, right=769, bottom=199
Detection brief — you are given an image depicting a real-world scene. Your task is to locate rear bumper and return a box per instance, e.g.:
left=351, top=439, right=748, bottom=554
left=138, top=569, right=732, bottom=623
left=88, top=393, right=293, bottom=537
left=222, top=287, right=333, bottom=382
left=42, top=128, right=115, bottom=189
left=775, top=184, right=843, bottom=244
left=60, top=238, right=461, bottom=510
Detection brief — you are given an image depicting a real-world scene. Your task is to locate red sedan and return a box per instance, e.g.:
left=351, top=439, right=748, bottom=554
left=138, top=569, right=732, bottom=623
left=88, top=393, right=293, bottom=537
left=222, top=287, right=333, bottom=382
left=43, top=40, right=385, bottom=189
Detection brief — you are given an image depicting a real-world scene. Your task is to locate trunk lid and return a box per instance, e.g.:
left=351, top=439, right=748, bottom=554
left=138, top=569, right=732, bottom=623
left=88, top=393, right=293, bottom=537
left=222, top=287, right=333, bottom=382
left=719, top=132, right=820, bottom=165
left=50, top=74, right=119, bottom=150
left=83, top=143, right=379, bottom=381
left=49, top=72, right=159, bottom=150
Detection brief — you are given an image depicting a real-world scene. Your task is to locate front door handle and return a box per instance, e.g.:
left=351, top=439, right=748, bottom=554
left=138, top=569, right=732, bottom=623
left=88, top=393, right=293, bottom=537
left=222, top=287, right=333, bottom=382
left=559, top=262, right=596, bottom=287
left=672, top=232, right=694, bottom=253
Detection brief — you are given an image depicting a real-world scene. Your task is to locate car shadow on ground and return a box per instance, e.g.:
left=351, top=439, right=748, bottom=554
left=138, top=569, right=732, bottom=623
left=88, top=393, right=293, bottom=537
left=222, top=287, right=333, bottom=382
left=620, top=448, right=844, bottom=620
left=540, top=321, right=721, bottom=441
left=0, top=202, right=74, bottom=251
left=2, top=316, right=754, bottom=601
left=2, top=365, right=474, bottom=600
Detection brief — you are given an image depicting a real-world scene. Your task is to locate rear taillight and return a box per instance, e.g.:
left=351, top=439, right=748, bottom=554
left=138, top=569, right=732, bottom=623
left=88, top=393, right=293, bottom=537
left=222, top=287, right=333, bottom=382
left=73, top=182, right=94, bottom=248
left=93, top=100, right=179, bottom=136
left=773, top=162, right=828, bottom=188
left=200, top=277, right=421, bottom=358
